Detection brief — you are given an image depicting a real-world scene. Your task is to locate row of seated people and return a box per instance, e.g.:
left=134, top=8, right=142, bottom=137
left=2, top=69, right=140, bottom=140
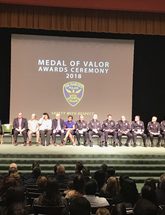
left=0, top=161, right=165, bottom=215
left=0, top=113, right=165, bottom=147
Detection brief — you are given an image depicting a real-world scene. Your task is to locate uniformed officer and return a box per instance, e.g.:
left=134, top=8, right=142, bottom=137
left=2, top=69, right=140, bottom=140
left=147, top=116, right=162, bottom=147
left=0, top=119, right=2, bottom=144
left=131, top=115, right=147, bottom=147
left=161, top=120, right=165, bottom=140
left=102, top=114, right=117, bottom=147
left=88, top=114, right=104, bottom=147
left=75, top=115, right=88, bottom=146
left=116, top=116, right=132, bottom=146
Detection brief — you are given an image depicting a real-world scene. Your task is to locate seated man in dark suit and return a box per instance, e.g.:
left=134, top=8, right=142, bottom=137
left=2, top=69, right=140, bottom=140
left=13, top=112, right=28, bottom=146
left=52, top=113, right=65, bottom=146
left=161, top=119, right=165, bottom=142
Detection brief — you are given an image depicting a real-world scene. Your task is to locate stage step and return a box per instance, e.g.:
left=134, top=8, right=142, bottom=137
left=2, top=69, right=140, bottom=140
left=1, top=157, right=165, bottom=164
left=0, top=162, right=165, bottom=170
left=0, top=155, right=164, bottom=182
left=0, top=144, right=164, bottom=190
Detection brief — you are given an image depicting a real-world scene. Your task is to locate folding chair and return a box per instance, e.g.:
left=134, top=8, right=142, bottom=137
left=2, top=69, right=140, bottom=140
left=1, top=124, right=13, bottom=144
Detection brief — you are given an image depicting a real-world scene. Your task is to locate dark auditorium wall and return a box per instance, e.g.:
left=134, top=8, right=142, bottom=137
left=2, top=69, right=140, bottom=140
left=0, top=28, right=164, bottom=126
left=0, top=31, right=11, bottom=124
left=133, top=36, right=165, bottom=125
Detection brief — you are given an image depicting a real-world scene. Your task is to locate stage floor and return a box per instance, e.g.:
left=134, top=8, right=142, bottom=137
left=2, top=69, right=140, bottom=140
left=0, top=144, right=165, bottom=155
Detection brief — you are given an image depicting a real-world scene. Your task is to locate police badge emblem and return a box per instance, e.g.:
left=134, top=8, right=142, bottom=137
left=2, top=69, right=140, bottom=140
left=63, top=82, right=84, bottom=107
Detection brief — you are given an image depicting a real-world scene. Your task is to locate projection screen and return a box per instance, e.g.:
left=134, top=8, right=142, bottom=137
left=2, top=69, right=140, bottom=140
left=10, top=34, right=134, bottom=122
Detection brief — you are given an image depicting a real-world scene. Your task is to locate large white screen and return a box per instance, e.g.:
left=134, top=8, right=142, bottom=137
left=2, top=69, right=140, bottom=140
left=10, top=34, right=134, bottom=122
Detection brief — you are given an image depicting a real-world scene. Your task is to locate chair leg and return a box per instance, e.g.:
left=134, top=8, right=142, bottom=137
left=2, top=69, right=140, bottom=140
left=0, top=135, right=3, bottom=144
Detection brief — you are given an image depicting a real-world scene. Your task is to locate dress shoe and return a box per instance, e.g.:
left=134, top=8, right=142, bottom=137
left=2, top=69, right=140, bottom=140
left=113, top=142, right=116, bottom=147
left=62, top=140, right=66, bottom=145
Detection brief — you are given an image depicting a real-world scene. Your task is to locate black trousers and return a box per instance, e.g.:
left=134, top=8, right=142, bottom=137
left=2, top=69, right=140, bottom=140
left=75, top=131, right=88, bottom=145
left=162, top=132, right=165, bottom=146
left=118, top=132, right=132, bottom=145
left=40, top=130, right=52, bottom=146
left=88, top=131, right=104, bottom=146
left=148, top=133, right=162, bottom=146
left=0, top=126, right=3, bottom=135
left=13, top=129, right=28, bottom=143
left=132, top=132, right=147, bottom=146
left=162, top=131, right=165, bottom=139
left=103, top=131, right=117, bottom=144
left=52, top=131, right=64, bottom=143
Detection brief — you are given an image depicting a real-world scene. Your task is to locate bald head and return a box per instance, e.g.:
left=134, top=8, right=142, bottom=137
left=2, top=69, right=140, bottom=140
left=18, top=112, right=23, bottom=119
left=152, top=116, right=157, bottom=123
left=9, top=163, right=18, bottom=174
left=121, top=116, right=126, bottom=122
left=56, top=113, right=61, bottom=120
left=93, top=114, right=98, bottom=120
left=9, top=163, right=17, bottom=169
left=31, top=113, right=36, bottom=120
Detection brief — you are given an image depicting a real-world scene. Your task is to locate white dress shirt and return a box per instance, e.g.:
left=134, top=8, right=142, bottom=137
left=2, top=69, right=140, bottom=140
left=83, top=195, right=109, bottom=208
left=28, top=119, right=39, bottom=133
left=38, top=118, right=52, bottom=131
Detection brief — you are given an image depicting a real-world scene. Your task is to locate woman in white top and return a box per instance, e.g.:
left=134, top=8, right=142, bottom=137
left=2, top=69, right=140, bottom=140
left=83, top=179, right=109, bottom=208
left=38, top=113, right=52, bottom=146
